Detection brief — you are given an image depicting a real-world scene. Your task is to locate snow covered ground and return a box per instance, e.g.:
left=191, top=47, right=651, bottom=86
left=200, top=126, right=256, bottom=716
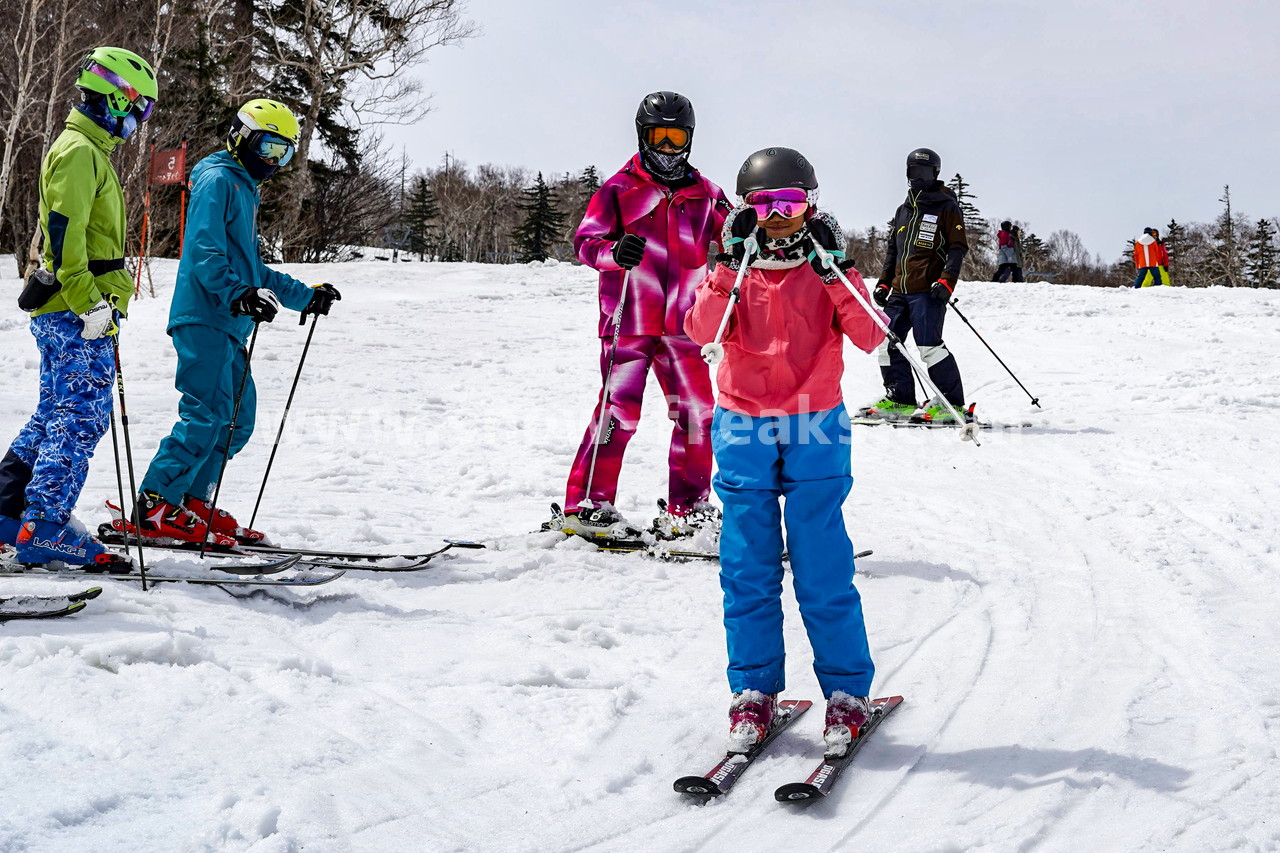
left=1, top=257, right=1278, bottom=852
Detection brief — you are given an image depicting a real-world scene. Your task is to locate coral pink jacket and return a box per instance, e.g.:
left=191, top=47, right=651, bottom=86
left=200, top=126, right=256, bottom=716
left=684, top=262, right=887, bottom=417
left=574, top=155, right=731, bottom=337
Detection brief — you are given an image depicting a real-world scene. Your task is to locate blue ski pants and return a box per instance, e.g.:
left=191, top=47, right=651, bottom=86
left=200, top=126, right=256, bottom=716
left=140, top=324, right=256, bottom=504
left=711, top=404, right=874, bottom=699
left=880, top=291, right=964, bottom=407
left=0, top=312, right=115, bottom=524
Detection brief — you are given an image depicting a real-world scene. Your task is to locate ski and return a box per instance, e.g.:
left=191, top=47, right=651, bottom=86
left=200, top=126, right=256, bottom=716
left=674, top=699, right=812, bottom=801
left=774, top=695, right=904, bottom=805
left=851, top=417, right=1033, bottom=430
left=0, top=599, right=87, bottom=621
left=98, top=521, right=459, bottom=569
left=0, top=558, right=344, bottom=586
left=1, top=551, right=299, bottom=577
left=594, top=540, right=873, bottom=563
left=0, top=586, right=103, bottom=622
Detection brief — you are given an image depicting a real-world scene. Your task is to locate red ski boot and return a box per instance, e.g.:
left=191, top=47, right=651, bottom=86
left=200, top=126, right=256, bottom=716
left=122, top=492, right=238, bottom=548
left=184, top=496, right=268, bottom=545
left=823, top=692, right=871, bottom=757
left=727, top=690, right=778, bottom=754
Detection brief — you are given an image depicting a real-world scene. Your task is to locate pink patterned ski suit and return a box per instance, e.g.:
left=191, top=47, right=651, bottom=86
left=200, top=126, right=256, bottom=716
left=565, top=154, right=731, bottom=513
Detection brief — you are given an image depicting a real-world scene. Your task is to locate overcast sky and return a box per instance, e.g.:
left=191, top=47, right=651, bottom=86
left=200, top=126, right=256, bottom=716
left=378, top=0, right=1280, bottom=259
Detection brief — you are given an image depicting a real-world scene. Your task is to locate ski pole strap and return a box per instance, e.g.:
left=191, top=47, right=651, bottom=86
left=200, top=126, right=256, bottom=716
left=807, top=247, right=845, bottom=264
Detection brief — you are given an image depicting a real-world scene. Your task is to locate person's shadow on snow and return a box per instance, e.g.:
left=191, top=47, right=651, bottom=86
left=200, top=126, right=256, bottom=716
left=863, top=742, right=1190, bottom=792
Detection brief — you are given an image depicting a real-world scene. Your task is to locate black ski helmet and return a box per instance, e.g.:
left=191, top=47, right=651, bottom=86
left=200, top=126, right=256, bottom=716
left=906, top=147, right=941, bottom=179
left=1001, top=220, right=1013, bottom=231
left=736, top=147, right=817, bottom=196
left=635, top=91, right=695, bottom=148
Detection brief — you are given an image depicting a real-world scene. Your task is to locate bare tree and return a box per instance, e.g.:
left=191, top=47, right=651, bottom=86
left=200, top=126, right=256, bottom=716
left=257, top=0, right=476, bottom=257
left=0, top=0, right=59, bottom=229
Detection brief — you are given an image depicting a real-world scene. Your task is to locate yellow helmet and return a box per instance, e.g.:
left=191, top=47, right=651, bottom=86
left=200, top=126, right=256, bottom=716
left=77, top=47, right=158, bottom=116
left=227, top=98, right=301, bottom=181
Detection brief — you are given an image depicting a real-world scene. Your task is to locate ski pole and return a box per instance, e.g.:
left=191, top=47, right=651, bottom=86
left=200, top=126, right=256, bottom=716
left=249, top=312, right=319, bottom=528
left=108, top=325, right=149, bottom=589
left=947, top=298, right=1041, bottom=408
left=810, top=242, right=980, bottom=444
left=201, top=324, right=259, bottom=559
left=700, top=236, right=758, bottom=366
left=580, top=267, right=633, bottom=511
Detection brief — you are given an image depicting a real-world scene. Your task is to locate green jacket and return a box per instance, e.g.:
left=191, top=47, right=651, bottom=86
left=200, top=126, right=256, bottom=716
left=34, top=109, right=133, bottom=317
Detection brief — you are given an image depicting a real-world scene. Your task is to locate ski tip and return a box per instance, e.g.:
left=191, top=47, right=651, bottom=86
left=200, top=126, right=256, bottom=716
left=443, top=539, right=486, bottom=549
left=674, top=776, right=722, bottom=800
left=774, top=782, right=822, bottom=804
left=73, top=587, right=105, bottom=602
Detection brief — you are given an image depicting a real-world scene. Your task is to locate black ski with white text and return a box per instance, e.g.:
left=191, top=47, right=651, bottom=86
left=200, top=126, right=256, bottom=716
left=674, top=699, right=812, bottom=801
left=774, top=694, right=904, bottom=804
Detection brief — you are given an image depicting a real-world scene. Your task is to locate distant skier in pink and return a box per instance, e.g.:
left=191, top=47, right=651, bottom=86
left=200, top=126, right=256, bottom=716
left=546, top=91, right=731, bottom=541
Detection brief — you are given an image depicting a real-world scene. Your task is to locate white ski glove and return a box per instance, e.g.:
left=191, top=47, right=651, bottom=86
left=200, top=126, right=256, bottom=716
left=78, top=301, right=117, bottom=340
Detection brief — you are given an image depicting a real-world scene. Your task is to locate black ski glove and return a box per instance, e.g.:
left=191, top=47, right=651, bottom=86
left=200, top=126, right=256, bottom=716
left=873, top=282, right=892, bottom=307
left=807, top=214, right=855, bottom=284
left=230, top=287, right=281, bottom=323
left=301, top=283, right=341, bottom=322
left=612, top=234, right=647, bottom=269
left=716, top=206, right=760, bottom=272
left=930, top=278, right=954, bottom=302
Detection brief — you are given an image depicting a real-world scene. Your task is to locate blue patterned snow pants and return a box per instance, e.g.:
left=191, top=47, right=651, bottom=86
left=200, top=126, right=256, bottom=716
left=0, top=312, right=115, bottom=524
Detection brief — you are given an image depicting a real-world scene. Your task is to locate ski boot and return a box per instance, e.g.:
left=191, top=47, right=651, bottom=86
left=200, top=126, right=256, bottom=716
left=856, top=396, right=917, bottom=421
left=650, top=499, right=721, bottom=541
left=184, top=496, right=268, bottom=545
left=727, top=690, right=778, bottom=754
left=15, top=514, right=132, bottom=572
left=909, top=398, right=974, bottom=425
left=542, top=502, right=642, bottom=541
left=0, top=514, right=19, bottom=547
left=129, top=491, right=238, bottom=548
left=823, top=692, right=871, bottom=757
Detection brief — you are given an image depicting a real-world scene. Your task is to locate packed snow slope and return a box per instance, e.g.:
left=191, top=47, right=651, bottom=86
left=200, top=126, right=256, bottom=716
left=1, top=258, right=1278, bottom=853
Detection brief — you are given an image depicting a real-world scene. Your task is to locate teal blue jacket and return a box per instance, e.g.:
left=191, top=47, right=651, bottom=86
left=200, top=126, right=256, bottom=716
left=169, top=150, right=313, bottom=342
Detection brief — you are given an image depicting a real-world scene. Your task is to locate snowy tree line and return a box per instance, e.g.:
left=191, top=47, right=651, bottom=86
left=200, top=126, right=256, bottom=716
left=0, top=0, right=474, bottom=266
left=845, top=180, right=1280, bottom=288
left=3, top=1, right=1274, bottom=286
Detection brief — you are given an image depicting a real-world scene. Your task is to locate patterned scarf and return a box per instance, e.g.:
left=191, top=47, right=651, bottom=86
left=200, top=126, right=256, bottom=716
left=752, top=224, right=810, bottom=270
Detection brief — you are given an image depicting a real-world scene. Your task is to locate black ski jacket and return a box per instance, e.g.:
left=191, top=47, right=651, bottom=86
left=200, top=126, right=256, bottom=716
left=879, top=182, right=969, bottom=294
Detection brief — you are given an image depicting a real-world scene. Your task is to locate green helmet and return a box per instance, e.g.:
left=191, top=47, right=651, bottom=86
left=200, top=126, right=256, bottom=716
left=76, top=47, right=157, bottom=119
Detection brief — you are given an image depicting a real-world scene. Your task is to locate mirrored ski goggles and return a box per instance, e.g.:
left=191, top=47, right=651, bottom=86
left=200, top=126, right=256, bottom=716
left=644, top=126, right=690, bottom=149
left=254, top=132, right=296, bottom=166
left=82, top=61, right=156, bottom=121
left=744, top=188, right=809, bottom=219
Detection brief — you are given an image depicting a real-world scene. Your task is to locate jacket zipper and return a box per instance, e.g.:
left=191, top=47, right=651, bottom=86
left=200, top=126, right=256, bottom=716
left=898, top=192, right=921, bottom=292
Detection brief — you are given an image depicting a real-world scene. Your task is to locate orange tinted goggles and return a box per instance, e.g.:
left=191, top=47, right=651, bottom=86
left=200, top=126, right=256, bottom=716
left=644, top=126, right=690, bottom=149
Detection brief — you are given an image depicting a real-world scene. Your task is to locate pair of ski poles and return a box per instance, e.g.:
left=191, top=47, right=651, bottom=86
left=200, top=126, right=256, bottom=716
left=104, top=305, right=321, bottom=569
left=698, top=239, right=986, bottom=444
left=199, top=311, right=321, bottom=558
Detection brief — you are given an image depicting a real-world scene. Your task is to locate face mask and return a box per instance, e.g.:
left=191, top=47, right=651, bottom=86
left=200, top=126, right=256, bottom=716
left=642, top=146, right=689, bottom=182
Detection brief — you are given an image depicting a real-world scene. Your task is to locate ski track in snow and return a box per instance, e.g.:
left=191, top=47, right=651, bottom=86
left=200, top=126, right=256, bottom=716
left=1, top=259, right=1278, bottom=852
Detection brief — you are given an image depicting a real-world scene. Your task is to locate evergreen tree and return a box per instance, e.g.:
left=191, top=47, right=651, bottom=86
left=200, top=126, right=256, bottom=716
left=1165, top=219, right=1185, bottom=280
left=1211, top=185, right=1245, bottom=287
left=579, top=165, right=601, bottom=196
left=513, top=172, right=566, bottom=262
left=1244, top=217, right=1279, bottom=288
left=404, top=175, right=441, bottom=260
left=1020, top=232, right=1046, bottom=272
left=946, top=173, right=990, bottom=279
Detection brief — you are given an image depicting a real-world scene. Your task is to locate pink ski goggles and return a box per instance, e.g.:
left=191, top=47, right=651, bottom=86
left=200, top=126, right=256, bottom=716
left=744, top=188, right=809, bottom=220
